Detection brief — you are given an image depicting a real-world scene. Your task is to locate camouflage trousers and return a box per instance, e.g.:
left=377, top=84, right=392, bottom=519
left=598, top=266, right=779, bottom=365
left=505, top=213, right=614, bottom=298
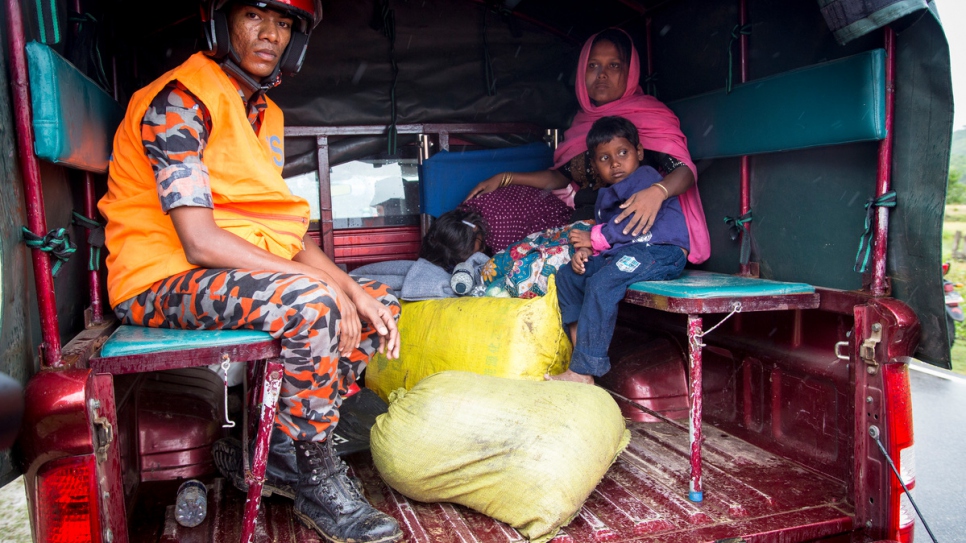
left=114, top=268, right=400, bottom=443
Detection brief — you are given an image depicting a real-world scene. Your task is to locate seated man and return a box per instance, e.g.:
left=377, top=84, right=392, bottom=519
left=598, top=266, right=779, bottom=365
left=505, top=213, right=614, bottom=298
left=97, top=1, right=402, bottom=541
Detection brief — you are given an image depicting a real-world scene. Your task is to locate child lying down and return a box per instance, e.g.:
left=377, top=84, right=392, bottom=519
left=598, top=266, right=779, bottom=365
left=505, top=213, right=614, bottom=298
left=349, top=208, right=490, bottom=300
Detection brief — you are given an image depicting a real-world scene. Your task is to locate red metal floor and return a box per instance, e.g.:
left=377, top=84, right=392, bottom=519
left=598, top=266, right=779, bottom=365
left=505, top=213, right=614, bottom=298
left=150, top=421, right=853, bottom=543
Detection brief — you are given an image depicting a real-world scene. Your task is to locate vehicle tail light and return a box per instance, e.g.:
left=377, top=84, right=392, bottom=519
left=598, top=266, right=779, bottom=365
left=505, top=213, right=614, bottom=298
left=36, top=455, right=103, bottom=543
left=882, top=362, right=915, bottom=543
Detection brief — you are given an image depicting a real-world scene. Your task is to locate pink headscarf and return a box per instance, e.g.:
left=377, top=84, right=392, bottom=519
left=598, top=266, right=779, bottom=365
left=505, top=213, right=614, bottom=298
left=553, top=29, right=710, bottom=264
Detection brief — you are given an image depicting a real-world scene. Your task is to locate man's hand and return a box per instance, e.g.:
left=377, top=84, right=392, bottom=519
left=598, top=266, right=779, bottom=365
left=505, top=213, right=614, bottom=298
left=571, top=247, right=592, bottom=274
left=329, top=282, right=361, bottom=358
left=569, top=229, right=591, bottom=249
left=351, top=291, right=400, bottom=359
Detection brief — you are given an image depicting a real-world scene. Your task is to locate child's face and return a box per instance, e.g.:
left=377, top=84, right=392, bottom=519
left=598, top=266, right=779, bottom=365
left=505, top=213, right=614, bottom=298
left=593, top=136, right=644, bottom=185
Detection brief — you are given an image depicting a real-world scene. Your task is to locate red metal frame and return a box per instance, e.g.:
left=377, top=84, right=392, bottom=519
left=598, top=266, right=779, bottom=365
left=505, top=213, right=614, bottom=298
left=83, top=172, right=105, bottom=323
left=738, top=0, right=753, bottom=277
left=687, top=315, right=704, bottom=502
left=5, top=0, right=63, bottom=367
left=872, top=27, right=896, bottom=297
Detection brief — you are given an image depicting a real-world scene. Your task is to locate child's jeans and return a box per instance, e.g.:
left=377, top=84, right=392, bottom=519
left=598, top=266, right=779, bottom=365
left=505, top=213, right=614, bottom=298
left=556, top=243, right=686, bottom=376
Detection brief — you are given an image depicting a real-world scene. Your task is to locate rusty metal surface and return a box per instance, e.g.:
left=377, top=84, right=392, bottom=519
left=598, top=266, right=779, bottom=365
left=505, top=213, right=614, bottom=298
left=147, top=420, right=851, bottom=543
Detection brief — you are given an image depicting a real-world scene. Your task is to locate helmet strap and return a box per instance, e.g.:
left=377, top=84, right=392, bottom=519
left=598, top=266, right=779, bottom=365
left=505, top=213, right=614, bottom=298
left=219, top=55, right=281, bottom=95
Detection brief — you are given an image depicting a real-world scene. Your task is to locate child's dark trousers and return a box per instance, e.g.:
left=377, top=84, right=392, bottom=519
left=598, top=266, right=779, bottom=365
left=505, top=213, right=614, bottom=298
left=556, top=243, right=686, bottom=376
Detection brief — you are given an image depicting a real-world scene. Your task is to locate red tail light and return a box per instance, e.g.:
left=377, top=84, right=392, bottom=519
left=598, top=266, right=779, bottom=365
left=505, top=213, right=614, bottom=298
left=882, top=362, right=915, bottom=543
left=36, top=455, right=103, bottom=543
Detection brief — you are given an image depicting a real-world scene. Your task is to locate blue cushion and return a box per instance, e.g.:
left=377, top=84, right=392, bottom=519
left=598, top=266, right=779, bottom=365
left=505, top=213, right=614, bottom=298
left=419, top=142, right=554, bottom=217
left=25, top=41, right=124, bottom=173
left=627, top=270, right=815, bottom=299
left=670, top=49, right=886, bottom=160
left=100, top=325, right=273, bottom=357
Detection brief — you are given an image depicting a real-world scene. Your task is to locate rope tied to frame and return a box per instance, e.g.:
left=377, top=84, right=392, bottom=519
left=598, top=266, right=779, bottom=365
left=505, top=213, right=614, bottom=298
left=853, top=190, right=897, bottom=274
left=724, top=211, right=753, bottom=265
left=688, top=302, right=743, bottom=355
left=71, top=211, right=105, bottom=271
left=22, top=226, right=76, bottom=277
left=726, top=23, right=752, bottom=93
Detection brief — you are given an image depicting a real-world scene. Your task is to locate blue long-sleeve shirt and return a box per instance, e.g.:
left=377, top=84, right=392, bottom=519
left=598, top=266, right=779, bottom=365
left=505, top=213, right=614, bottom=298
left=590, top=166, right=690, bottom=255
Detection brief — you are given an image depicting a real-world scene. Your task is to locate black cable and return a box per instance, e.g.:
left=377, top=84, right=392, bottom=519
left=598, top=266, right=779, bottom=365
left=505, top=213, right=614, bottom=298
left=870, top=426, right=939, bottom=543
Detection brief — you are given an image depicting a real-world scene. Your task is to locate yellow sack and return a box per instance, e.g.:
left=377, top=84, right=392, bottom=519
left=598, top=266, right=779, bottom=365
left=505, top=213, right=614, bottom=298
left=371, top=371, right=630, bottom=543
left=365, top=275, right=570, bottom=402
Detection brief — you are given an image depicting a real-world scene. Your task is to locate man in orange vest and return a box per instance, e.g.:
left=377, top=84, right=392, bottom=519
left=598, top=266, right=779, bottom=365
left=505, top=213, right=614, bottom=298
left=98, top=1, right=402, bottom=541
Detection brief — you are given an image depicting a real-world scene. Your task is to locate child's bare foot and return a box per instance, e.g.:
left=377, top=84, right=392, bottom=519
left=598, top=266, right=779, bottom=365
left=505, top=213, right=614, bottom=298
left=544, top=369, right=594, bottom=385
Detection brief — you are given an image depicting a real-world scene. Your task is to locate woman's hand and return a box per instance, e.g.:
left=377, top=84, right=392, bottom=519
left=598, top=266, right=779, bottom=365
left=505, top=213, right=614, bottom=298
left=568, top=229, right=591, bottom=249
left=350, top=290, right=400, bottom=359
left=571, top=247, right=592, bottom=274
left=463, top=173, right=505, bottom=202
left=613, top=184, right=667, bottom=237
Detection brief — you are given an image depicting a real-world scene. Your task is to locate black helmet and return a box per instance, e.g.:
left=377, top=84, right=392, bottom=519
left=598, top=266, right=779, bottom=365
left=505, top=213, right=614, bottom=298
left=201, top=0, right=322, bottom=91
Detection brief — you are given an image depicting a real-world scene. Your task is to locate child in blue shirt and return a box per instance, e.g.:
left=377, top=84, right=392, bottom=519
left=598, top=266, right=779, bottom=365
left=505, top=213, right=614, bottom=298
left=550, top=116, right=689, bottom=384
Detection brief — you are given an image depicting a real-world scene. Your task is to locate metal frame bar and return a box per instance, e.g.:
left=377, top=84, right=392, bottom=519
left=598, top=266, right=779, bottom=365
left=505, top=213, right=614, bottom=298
left=738, top=0, right=753, bottom=277
left=5, top=0, right=63, bottom=367
left=871, top=27, right=896, bottom=297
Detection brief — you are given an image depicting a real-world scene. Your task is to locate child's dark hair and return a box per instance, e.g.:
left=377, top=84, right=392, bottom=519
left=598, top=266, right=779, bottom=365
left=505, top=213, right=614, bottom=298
left=420, top=208, right=488, bottom=273
left=587, top=116, right=641, bottom=155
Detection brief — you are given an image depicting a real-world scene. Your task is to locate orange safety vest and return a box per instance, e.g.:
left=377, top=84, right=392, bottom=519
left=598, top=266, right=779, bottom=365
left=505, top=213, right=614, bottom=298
left=99, top=53, right=310, bottom=307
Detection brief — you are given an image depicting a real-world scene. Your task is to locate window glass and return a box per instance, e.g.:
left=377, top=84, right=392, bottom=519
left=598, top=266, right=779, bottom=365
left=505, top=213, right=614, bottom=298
left=285, top=159, right=421, bottom=229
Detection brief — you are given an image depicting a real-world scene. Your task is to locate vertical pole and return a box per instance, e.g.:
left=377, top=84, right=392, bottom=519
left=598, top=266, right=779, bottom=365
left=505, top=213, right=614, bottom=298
left=738, top=0, right=753, bottom=276
left=687, top=314, right=704, bottom=502
left=84, top=173, right=104, bottom=323
left=241, top=360, right=284, bottom=543
left=5, top=0, right=63, bottom=367
left=872, top=27, right=896, bottom=297
left=316, top=135, right=335, bottom=260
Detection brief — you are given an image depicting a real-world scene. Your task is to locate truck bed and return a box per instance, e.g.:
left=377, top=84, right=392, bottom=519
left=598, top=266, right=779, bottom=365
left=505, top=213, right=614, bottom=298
left=140, top=420, right=853, bottom=543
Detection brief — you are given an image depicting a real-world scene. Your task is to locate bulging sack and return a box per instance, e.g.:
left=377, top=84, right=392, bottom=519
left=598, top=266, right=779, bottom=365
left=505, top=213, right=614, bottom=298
left=370, top=371, right=630, bottom=543
left=365, top=276, right=570, bottom=402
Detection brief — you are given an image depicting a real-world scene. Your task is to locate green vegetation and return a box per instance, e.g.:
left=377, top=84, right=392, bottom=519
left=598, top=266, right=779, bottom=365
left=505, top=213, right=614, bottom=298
left=946, top=129, right=966, bottom=203
left=941, top=206, right=966, bottom=374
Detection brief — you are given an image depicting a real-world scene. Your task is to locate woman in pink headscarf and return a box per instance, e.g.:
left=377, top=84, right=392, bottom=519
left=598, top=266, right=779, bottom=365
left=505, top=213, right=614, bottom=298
left=464, top=28, right=710, bottom=265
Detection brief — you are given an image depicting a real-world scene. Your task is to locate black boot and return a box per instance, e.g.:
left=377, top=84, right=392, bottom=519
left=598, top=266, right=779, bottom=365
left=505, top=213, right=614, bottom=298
left=212, top=428, right=299, bottom=499
left=293, top=439, right=402, bottom=543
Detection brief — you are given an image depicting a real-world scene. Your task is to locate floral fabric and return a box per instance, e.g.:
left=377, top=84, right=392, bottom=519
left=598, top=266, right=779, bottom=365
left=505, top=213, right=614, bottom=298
left=483, top=220, right=594, bottom=298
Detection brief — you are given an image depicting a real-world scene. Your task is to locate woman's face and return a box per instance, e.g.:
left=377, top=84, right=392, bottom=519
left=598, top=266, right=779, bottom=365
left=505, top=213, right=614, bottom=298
left=585, top=39, right=628, bottom=105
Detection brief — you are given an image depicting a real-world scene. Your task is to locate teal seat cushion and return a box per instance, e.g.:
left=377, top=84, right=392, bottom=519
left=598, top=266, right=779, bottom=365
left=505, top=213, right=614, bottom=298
left=100, top=325, right=274, bottom=357
left=26, top=41, right=124, bottom=172
left=669, top=49, right=886, bottom=160
left=628, top=270, right=815, bottom=299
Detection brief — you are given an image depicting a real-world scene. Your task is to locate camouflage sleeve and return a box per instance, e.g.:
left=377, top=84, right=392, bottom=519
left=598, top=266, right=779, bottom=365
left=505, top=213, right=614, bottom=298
left=142, top=81, right=214, bottom=213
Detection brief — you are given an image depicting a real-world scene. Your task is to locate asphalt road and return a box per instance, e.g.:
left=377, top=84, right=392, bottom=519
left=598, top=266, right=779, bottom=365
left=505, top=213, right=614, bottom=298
left=909, top=361, right=966, bottom=543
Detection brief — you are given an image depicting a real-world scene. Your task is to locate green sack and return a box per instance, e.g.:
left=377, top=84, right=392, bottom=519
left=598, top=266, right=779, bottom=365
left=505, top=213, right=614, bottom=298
left=370, top=371, right=630, bottom=543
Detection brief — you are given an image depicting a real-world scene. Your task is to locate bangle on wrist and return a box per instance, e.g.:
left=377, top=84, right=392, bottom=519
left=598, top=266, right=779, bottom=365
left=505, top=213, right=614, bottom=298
left=499, top=172, right=514, bottom=188
left=653, top=182, right=669, bottom=200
